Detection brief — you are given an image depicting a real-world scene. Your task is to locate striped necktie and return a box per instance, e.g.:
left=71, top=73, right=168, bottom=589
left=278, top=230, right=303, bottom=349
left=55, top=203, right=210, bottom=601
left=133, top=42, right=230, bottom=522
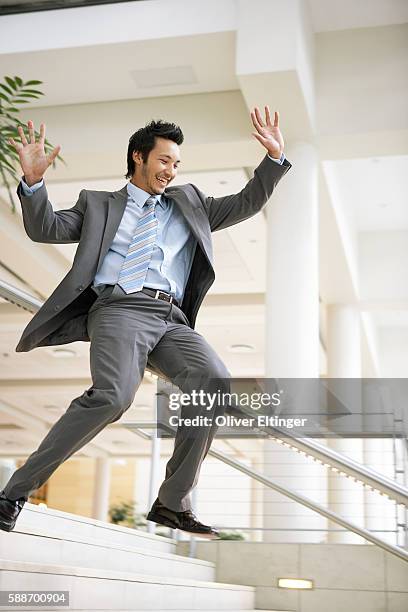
left=118, top=195, right=158, bottom=294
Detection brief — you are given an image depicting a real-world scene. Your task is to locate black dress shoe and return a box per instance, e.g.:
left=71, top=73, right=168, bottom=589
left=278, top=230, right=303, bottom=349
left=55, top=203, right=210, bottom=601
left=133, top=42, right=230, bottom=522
left=0, top=490, right=26, bottom=532
left=146, top=498, right=220, bottom=539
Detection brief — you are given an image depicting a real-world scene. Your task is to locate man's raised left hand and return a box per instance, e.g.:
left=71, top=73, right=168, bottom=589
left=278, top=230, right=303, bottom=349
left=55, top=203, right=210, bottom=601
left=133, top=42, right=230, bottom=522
left=251, top=106, right=284, bottom=159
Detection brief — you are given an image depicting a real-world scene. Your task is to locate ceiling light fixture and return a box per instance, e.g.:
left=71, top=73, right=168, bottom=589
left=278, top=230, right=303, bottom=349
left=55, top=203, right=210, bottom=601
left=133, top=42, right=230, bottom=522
left=228, top=344, right=255, bottom=353
left=114, top=459, right=127, bottom=466
left=278, top=578, right=314, bottom=590
left=45, top=405, right=61, bottom=413
left=50, top=348, right=77, bottom=358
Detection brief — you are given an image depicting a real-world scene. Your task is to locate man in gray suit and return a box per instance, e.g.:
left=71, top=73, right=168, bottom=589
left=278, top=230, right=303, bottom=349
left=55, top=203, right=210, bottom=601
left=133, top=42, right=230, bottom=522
left=0, top=107, right=291, bottom=536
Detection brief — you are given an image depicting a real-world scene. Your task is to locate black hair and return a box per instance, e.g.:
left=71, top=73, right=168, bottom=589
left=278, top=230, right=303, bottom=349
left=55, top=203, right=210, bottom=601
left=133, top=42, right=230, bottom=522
left=125, top=119, right=184, bottom=179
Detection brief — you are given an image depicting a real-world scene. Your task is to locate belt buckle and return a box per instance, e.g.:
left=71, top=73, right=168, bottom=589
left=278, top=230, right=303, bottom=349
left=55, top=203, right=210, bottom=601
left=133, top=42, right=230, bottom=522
left=154, top=289, right=173, bottom=304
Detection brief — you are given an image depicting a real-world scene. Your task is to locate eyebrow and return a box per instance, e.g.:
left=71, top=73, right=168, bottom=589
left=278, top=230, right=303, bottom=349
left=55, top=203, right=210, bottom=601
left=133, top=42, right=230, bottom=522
left=159, top=154, right=181, bottom=164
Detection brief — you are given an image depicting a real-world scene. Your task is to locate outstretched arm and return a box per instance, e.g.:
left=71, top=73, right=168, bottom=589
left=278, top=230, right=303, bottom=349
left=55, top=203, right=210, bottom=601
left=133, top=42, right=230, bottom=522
left=193, top=106, right=291, bottom=231
left=17, top=182, right=86, bottom=243
left=10, top=121, right=85, bottom=243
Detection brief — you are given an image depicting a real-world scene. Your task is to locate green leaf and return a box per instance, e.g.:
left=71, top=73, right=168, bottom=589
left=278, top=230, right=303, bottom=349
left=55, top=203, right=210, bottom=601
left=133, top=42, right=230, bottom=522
left=2, top=166, right=19, bottom=187
left=0, top=83, right=14, bottom=96
left=0, top=76, right=64, bottom=200
left=1, top=140, right=17, bottom=147
left=4, top=113, right=22, bottom=122
left=14, top=93, right=41, bottom=99
left=0, top=154, right=17, bottom=172
left=2, top=164, right=18, bottom=176
left=0, top=157, right=16, bottom=172
left=4, top=76, right=17, bottom=91
left=1, top=140, right=19, bottom=153
left=21, top=89, right=43, bottom=96
left=2, top=147, right=19, bottom=160
left=0, top=121, right=18, bottom=128
left=5, top=148, right=20, bottom=159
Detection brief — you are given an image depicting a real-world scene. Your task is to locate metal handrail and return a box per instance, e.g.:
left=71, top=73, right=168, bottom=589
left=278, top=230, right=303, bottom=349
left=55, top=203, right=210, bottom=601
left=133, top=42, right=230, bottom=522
left=154, top=377, right=408, bottom=507
left=124, top=421, right=408, bottom=563
left=208, top=446, right=408, bottom=563
left=262, top=429, right=408, bottom=506
left=0, top=279, right=43, bottom=313
left=1, top=279, right=408, bottom=563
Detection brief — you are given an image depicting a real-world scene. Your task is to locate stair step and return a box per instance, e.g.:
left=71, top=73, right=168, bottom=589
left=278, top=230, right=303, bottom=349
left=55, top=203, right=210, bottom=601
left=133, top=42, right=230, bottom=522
left=0, top=522, right=215, bottom=581
left=0, top=559, right=255, bottom=611
left=15, top=502, right=175, bottom=554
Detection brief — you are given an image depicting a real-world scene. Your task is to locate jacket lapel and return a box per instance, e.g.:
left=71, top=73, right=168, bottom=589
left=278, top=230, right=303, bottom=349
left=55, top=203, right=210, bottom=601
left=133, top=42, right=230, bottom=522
left=96, top=185, right=128, bottom=274
left=164, top=186, right=213, bottom=267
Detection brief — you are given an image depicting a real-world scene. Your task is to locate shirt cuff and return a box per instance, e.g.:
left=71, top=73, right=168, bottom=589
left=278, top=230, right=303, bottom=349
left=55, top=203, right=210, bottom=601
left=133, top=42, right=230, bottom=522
left=267, top=153, right=285, bottom=165
left=20, top=177, right=44, bottom=196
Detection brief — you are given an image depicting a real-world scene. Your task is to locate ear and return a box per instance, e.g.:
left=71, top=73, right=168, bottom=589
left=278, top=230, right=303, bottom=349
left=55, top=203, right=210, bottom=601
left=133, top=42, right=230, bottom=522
left=132, top=150, right=143, bottom=166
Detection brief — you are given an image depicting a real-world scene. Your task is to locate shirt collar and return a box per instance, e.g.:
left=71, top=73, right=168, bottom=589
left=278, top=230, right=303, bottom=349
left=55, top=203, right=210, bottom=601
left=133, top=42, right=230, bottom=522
left=127, top=181, right=166, bottom=210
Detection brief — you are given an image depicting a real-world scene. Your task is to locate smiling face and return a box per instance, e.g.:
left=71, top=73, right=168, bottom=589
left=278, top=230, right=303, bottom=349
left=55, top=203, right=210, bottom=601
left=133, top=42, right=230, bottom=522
left=131, top=136, right=181, bottom=195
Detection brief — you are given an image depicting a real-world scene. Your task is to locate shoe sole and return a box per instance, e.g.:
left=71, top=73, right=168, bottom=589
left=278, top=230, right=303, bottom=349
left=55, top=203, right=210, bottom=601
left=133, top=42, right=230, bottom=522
left=186, top=531, right=221, bottom=540
left=0, top=519, right=15, bottom=532
left=146, top=511, right=220, bottom=539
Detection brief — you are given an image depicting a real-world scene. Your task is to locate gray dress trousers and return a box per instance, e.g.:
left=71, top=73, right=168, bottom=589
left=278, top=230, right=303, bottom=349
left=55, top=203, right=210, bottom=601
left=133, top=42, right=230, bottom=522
left=4, top=284, right=230, bottom=512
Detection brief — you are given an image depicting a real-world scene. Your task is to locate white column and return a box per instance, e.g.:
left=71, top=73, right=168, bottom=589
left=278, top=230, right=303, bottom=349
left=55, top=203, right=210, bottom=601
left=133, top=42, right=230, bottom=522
left=250, top=457, right=264, bottom=542
left=0, top=459, right=17, bottom=490
left=147, top=432, right=162, bottom=534
left=327, top=304, right=365, bottom=543
left=264, top=141, right=326, bottom=543
left=265, top=142, right=319, bottom=377
left=364, top=437, right=396, bottom=545
left=327, top=305, right=362, bottom=378
left=92, top=457, right=111, bottom=522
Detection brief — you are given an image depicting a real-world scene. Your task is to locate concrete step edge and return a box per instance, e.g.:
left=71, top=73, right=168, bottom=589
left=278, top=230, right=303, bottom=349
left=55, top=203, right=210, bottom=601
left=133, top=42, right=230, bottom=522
left=3, top=524, right=214, bottom=568
left=0, top=558, right=254, bottom=591
left=19, top=503, right=174, bottom=546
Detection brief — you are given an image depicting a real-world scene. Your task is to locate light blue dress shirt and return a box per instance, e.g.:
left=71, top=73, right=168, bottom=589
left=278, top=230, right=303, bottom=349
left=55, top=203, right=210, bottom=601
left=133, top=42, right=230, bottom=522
left=20, top=153, right=285, bottom=302
left=94, top=182, right=196, bottom=302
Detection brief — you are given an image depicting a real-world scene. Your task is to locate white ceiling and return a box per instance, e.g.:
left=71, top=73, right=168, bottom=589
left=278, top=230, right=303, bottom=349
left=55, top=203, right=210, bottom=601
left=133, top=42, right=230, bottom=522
left=324, top=155, right=408, bottom=232
left=307, top=0, right=408, bottom=32
left=0, top=32, right=238, bottom=107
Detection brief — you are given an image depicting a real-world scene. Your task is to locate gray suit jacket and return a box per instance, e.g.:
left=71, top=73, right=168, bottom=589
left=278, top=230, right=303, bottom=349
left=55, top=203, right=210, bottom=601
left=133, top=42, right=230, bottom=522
left=15, top=154, right=291, bottom=353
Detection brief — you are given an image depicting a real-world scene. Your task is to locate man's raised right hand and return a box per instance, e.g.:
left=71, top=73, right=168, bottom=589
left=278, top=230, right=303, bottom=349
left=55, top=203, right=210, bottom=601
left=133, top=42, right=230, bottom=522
left=9, top=120, right=61, bottom=187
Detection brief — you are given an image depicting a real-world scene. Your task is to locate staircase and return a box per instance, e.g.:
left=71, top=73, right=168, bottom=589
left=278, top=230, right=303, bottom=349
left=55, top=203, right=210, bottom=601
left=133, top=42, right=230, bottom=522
left=0, top=502, right=280, bottom=611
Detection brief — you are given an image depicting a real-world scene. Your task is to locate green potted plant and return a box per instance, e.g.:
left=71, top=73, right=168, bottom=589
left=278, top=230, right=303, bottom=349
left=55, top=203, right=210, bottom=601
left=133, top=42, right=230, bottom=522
left=218, top=530, right=246, bottom=540
left=109, top=499, right=172, bottom=537
left=109, top=499, right=147, bottom=529
left=0, top=75, right=62, bottom=212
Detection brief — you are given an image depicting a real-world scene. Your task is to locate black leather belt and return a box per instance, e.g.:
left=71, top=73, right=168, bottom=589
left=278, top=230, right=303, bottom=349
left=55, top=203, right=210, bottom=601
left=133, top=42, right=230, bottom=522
left=141, top=287, right=180, bottom=308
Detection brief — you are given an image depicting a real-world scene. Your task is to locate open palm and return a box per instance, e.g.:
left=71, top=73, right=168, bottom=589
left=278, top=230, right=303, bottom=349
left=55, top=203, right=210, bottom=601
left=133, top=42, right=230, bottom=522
left=251, top=106, right=284, bottom=159
left=9, top=120, right=60, bottom=186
